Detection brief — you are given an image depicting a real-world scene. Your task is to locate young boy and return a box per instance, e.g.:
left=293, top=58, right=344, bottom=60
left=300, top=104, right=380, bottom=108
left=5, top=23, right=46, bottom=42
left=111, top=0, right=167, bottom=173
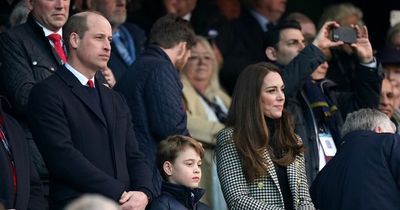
left=150, top=135, right=210, bottom=210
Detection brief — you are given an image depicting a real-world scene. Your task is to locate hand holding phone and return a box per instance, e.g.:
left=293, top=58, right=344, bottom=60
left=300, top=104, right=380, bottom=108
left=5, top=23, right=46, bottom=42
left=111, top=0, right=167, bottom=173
left=330, top=27, right=357, bottom=44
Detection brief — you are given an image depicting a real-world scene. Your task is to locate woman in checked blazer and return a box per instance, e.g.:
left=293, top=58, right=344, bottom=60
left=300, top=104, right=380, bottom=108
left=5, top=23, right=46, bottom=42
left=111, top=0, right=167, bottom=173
left=216, top=63, right=315, bottom=210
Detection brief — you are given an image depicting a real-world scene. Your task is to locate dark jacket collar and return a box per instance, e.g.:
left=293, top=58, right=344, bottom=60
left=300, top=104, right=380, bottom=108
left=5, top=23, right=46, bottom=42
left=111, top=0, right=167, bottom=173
left=340, top=130, right=376, bottom=146
left=161, top=182, right=205, bottom=208
left=27, top=13, right=45, bottom=35
left=143, top=45, right=174, bottom=65
left=55, top=66, right=109, bottom=126
left=26, top=13, right=65, bottom=66
left=55, top=65, right=85, bottom=88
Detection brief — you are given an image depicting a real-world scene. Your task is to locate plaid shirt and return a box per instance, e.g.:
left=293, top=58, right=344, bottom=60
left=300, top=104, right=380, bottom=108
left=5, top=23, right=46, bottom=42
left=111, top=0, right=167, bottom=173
left=216, top=128, right=315, bottom=210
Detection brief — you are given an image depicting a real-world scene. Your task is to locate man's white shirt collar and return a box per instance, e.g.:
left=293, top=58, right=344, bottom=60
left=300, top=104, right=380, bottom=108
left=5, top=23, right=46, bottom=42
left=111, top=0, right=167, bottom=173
left=35, top=21, right=62, bottom=37
left=65, top=63, right=95, bottom=87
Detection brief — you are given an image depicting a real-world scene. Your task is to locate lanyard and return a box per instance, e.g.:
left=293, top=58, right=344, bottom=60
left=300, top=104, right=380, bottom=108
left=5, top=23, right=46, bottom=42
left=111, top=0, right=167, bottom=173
left=0, top=125, right=14, bottom=163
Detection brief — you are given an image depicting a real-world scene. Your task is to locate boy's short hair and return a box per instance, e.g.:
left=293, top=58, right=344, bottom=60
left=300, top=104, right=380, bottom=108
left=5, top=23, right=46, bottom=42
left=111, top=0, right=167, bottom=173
left=157, top=135, right=204, bottom=179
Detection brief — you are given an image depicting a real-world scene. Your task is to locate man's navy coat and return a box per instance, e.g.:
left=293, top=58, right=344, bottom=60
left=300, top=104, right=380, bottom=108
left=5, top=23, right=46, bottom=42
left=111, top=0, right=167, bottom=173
left=28, top=67, right=154, bottom=210
left=311, top=130, right=400, bottom=210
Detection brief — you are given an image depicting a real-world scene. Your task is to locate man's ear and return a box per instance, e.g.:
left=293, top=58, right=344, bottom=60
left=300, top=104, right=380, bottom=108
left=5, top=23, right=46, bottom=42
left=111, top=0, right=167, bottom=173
left=163, top=161, right=174, bottom=176
left=374, top=126, right=383, bottom=133
left=27, top=0, right=34, bottom=10
left=176, top=42, right=188, bottom=59
left=265, top=46, right=277, bottom=61
left=70, top=32, right=80, bottom=49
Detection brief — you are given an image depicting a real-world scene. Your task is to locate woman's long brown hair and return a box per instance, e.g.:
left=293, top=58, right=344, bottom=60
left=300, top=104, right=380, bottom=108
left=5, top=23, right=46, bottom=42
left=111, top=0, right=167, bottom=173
left=226, top=62, right=304, bottom=182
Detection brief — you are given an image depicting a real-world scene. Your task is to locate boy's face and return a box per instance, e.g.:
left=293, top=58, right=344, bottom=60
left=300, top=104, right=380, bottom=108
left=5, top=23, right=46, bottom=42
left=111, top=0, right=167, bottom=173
left=165, top=147, right=202, bottom=188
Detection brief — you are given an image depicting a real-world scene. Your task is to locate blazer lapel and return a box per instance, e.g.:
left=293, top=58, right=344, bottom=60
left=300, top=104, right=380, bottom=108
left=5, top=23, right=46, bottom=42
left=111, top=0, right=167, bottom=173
left=263, top=149, right=283, bottom=198
left=97, top=83, right=115, bottom=132
left=287, top=155, right=300, bottom=205
left=97, top=83, right=122, bottom=174
left=71, top=87, right=107, bottom=126
left=28, top=14, right=64, bottom=66
left=57, top=67, right=107, bottom=126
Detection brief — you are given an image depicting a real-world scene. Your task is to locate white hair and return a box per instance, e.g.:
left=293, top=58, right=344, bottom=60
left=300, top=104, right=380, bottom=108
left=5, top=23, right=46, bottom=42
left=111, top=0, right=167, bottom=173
left=341, top=109, right=395, bottom=136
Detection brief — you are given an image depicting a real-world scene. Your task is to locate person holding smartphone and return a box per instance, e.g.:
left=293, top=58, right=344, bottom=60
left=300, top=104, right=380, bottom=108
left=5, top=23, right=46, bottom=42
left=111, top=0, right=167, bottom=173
left=263, top=20, right=382, bottom=185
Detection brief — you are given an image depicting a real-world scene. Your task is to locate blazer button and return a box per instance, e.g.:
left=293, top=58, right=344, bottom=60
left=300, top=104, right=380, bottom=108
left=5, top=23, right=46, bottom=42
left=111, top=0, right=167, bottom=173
left=50, top=67, right=55, bottom=71
left=257, top=182, right=264, bottom=189
left=32, top=61, right=37, bottom=65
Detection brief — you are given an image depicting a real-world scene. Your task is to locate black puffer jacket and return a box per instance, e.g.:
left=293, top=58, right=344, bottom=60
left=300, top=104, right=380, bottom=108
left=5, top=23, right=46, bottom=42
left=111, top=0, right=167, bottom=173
left=149, top=182, right=210, bottom=210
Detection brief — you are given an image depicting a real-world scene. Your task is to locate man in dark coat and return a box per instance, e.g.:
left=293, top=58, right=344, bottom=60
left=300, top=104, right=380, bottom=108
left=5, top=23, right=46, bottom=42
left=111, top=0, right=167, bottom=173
left=311, top=109, right=400, bottom=210
left=220, top=0, right=287, bottom=94
left=28, top=12, right=154, bottom=210
left=115, top=14, right=196, bottom=195
left=0, top=96, right=45, bottom=210
left=0, top=0, right=71, bottom=188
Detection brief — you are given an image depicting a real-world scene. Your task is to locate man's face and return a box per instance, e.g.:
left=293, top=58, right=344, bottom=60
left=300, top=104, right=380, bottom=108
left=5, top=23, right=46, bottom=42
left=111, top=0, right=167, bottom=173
left=256, top=0, right=286, bottom=22
left=384, top=64, right=400, bottom=85
left=389, top=32, right=400, bottom=49
left=30, top=0, right=70, bottom=31
left=379, top=79, right=395, bottom=118
left=74, top=14, right=112, bottom=72
left=176, top=0, right=197, bottom=17
left=300, top=21, right=316, bottom=45
left=163, top=0, right=197, bottom=17
left=274, top=28, right=305, bottom=66
left=389, top=79, right=400, bottom=109
left=90, top=0, right=126, bottom=29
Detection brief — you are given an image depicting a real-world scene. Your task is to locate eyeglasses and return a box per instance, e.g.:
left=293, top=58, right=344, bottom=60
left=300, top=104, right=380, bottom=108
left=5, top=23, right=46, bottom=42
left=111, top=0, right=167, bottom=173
left=188, top=54, right=213, bottom=63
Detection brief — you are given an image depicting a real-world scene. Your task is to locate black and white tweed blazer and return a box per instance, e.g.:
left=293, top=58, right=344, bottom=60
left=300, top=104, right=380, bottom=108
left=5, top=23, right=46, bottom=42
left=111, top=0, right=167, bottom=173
left=216, top=127, right=315, bottom=210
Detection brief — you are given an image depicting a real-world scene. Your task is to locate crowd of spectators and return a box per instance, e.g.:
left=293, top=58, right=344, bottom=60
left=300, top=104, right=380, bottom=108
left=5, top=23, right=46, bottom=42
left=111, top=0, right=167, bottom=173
left=1, top=0, right=400, bottom=210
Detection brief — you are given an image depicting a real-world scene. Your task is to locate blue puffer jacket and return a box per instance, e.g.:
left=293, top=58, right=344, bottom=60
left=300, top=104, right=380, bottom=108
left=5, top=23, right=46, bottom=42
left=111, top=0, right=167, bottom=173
left=115, top=45, right=190, bottom=194
left=149, top=182, right=210, bottom=210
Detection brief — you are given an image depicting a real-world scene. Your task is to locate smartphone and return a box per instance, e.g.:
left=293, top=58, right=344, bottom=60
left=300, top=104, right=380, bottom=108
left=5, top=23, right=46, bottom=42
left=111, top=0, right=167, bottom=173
left=331, top=27, right=357, bottom=44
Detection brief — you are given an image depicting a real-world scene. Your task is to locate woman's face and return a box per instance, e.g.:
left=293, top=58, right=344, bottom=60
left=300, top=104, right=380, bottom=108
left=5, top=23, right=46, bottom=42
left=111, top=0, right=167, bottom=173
left=184, top=42, right=214, bottom=83
left=260, top=72, right=285, bottom=119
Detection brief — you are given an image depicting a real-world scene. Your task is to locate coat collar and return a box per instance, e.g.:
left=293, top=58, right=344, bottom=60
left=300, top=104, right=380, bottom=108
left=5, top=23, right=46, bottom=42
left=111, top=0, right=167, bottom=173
left=161, top=182, right=205, bottom=208
left=144, top=45, right=174, bottom=65
left=263, top=148, right=301, bottom=206
left=55, top=66, right=113, bottom=127
left=27, top=13, right=65, bottom=66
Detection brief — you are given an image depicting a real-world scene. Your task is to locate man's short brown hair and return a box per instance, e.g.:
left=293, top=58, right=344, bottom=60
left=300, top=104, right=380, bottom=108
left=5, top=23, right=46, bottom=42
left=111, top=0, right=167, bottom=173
left=149, top=14, right=196, bottom=50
